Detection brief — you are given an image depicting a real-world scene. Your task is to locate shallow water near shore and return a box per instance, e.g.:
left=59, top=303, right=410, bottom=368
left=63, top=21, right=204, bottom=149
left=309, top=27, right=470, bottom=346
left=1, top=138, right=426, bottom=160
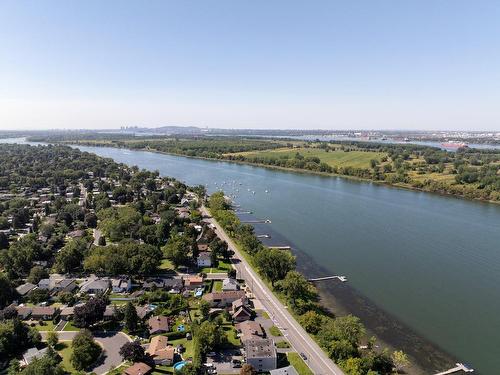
left=3, top=139, right=499, bottom=374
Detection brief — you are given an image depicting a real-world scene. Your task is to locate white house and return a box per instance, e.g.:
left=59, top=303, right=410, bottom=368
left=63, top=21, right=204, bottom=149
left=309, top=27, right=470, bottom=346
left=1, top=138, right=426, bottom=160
left=197, top=251, right=212, bottom=267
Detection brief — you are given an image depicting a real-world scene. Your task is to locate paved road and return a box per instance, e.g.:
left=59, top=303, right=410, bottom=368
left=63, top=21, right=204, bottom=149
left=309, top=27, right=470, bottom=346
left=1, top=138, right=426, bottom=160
left=41, top=330, right=131, bottom=374
left=201, top=206, right=344, bottom=375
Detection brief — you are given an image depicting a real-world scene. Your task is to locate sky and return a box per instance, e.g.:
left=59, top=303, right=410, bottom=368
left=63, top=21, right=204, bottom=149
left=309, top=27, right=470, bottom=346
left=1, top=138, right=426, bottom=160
left=0, top=1, right=499, bottom=131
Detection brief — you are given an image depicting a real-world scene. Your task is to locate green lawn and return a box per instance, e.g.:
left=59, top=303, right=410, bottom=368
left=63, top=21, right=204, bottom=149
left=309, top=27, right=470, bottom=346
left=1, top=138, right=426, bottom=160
left=56, top=342, right=76, bottom=373
left=160, top=258, right=175, bottom=270
left=63, top=321, right=80, bottom=331
left=258, top=310, right=270, bottom=319
left=169, top=337, right=194, bottom=360
left=202, top=259, right=232, bottom=274
left=276, top=341, right=291, bottom=349
left=33, top=321, right=55, bottom=332
left=222, top=325, right=241, bottom=347
left=240, top=147, right=386, bottom=169
left=287, top=352, right=314, bottom=375
left=213, top=280, right=223, bottom=292
left=269, top=325, right=282, bottom=337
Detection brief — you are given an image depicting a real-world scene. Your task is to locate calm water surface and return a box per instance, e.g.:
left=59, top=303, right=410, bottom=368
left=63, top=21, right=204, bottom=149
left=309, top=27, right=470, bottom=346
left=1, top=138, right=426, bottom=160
left=4, top=140, right=500, bottom=374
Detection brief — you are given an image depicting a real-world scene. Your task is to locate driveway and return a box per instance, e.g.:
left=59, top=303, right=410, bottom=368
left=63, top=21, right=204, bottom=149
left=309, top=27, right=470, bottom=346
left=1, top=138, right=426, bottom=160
left=41, top=331, right=132, bottom=374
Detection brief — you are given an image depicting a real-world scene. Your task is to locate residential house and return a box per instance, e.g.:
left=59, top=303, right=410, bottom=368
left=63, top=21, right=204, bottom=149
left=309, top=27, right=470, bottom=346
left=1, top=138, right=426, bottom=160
left=183, top=275, right=204, bottom=290
left=245, top=339, right=277, bottom=372
left=52, top=278, right=78, bottom=294
left=231, top=297, right=252, bottom=322
left=37, top=277, right=77, bottom=294
left=148, top=315, right=170, bottom=335
left=31, top=306, right=57, bottom=320
left=136, top=304, right=155, bottom=320
left=103, top=305, right=116, bottom=321
left=270, top=366, right=299, bottom=375
left=67, top=229, right=86, bottom=239
left=111, top=277, right=132, bottom=293
left=197, top=252, right=212, bottom=267
left=123, top=362, right=153, bottom=375
left=222, top=278, right=239, bottom=291
left=16, top=306, right=32, bottom=320
left=80, top=278, right=110, bottom=294
left=197, top=243, right=209, bottom=252
left=202, top=290, right=246, bottom=307
left=22, top=347, right=48, bottom=366
left=236, top=321, right=264, bottom=341
left=16, top=283, right=37, bottom=297
left=60, top=306, right=75, bottom=320
left=147, top=335, right=175, bottom=365
left=143, top=278, right=183, bottom=293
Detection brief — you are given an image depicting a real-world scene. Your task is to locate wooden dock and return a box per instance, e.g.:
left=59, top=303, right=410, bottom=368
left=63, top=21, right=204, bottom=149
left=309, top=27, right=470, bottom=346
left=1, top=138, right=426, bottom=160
left=309, top=275, right=347, bottom=282
left=434, top=363, right=474, bottom=375
left=241, top=219, right=272, bottom=224
left=268, top=246, right=291, bottom=250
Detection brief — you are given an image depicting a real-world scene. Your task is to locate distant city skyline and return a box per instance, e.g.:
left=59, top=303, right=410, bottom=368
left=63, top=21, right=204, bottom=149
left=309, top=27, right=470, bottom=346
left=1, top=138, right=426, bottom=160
left=1, top=1, right=499, bottom=131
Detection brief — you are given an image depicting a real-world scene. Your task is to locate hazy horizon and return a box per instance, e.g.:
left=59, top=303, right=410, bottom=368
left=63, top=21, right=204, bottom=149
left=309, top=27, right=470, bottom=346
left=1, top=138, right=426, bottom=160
left=1, top=1, right=500, bottom=131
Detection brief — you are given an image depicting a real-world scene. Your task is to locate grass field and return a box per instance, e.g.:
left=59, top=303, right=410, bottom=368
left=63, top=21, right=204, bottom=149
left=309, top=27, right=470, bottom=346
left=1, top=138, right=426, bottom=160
left=237, top=147, right=386, bottom=169
left=287, top=352, right=314, bottom=375
left=213, top=280, right=223, bottom=292
left=33, top=321, right=55, bottom=331
left=56, top=342, right=76, bottom=373
left=269, top=325, right=282, bottom=337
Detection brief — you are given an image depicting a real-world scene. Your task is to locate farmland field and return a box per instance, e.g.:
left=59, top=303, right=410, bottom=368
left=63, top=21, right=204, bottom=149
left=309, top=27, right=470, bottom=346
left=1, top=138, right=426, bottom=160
left=236, top=147, right=386, bottom=169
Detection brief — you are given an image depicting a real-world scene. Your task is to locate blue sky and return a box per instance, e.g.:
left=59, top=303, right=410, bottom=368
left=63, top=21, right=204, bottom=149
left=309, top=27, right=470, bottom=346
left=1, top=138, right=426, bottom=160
left=1, top=1, right=499, bottom=131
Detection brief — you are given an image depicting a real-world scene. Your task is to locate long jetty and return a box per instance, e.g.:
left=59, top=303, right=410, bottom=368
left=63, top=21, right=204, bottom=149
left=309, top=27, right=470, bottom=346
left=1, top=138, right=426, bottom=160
left=434, top=363, right=474, bottom=375
left=309, top=275, right=347, bottom=282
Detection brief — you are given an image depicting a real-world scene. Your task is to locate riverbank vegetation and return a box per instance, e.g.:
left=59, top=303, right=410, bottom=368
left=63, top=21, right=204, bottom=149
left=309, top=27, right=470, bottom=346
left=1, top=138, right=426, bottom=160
left=29, top=134, right=500, bottom=203
left=208, top=191, right=404, bottom=375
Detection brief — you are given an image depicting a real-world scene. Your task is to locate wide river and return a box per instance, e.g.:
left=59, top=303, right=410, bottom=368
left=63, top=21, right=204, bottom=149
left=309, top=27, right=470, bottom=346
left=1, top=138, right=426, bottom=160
left=5, top=139, right=500, bottom=374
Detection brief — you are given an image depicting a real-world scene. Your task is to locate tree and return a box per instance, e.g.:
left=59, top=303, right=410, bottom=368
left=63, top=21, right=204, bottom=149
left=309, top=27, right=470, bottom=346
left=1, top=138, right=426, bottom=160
left=0, top=273, right=17, bottom=309
left=199, top=299, right=210, bottom=321
left=70, top=329, right=102, bottom=371
left=46, top=331, right=59, bottom=347
left=27, top=266, right=49, bottom=284
left=123, top=302, right=139, bottom=332
left=0, top=319, right=39, bottom=359
left=21, top=353, right=65, bottom=375
left=299, top=310, right=323, bottom=335
left=54, top=238, right=89, bottom=273
left=0, top=232, right=8, bottom=250
left=240, top=364, right=256, bottom=375
left=163, top=234, right=191, bottom=268
left=84, top=213, right=98, bottom=228
left=196, top=320, right=226, bottom=352
left=119, top=340, right=145, bottom=362
left=391, top=350, right=410, bottom=373
left=254, top=248, right=295, bottom=286
left=73, top=296, right=107, bottom=328
left=277, top=271, right=314, bottom=306
left=28, top=288, right=50, bottom=304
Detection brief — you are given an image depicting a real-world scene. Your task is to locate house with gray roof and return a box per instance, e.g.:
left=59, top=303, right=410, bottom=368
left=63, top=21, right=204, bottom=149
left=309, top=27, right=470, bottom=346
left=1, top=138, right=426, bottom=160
left=16, top=283, right=37, bottom=296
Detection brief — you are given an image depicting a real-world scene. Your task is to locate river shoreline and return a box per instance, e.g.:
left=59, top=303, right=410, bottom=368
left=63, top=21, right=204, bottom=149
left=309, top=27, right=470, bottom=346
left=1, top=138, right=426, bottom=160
left=59, top=140, right=500, bottom=206
left=5, top=138, right=482, bottom=373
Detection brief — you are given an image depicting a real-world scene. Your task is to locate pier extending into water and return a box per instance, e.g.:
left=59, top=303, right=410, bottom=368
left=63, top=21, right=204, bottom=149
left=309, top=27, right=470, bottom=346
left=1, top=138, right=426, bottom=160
left=434, top=363, right=473, bottom=375
left=241, top=219, right=272, bottom=223
left=309, top=275, right=348, bottom=282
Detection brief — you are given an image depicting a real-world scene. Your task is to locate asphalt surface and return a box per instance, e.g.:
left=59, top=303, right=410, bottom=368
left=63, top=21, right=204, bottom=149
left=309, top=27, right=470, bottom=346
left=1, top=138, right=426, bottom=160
left=202, top=206, right=344, bottom=375
left=41, top=330, right=131, bottom=374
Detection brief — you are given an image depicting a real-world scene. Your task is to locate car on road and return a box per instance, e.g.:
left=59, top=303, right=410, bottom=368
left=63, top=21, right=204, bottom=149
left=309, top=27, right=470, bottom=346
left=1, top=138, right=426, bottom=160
left=300, top=352, right=308, bottom=361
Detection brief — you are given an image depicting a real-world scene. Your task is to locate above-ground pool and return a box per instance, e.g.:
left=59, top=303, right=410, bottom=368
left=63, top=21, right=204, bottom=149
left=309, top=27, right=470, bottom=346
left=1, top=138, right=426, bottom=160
left=177, top=324, right=185, bottom=332
left=173, top=361, right=189, bottom=372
